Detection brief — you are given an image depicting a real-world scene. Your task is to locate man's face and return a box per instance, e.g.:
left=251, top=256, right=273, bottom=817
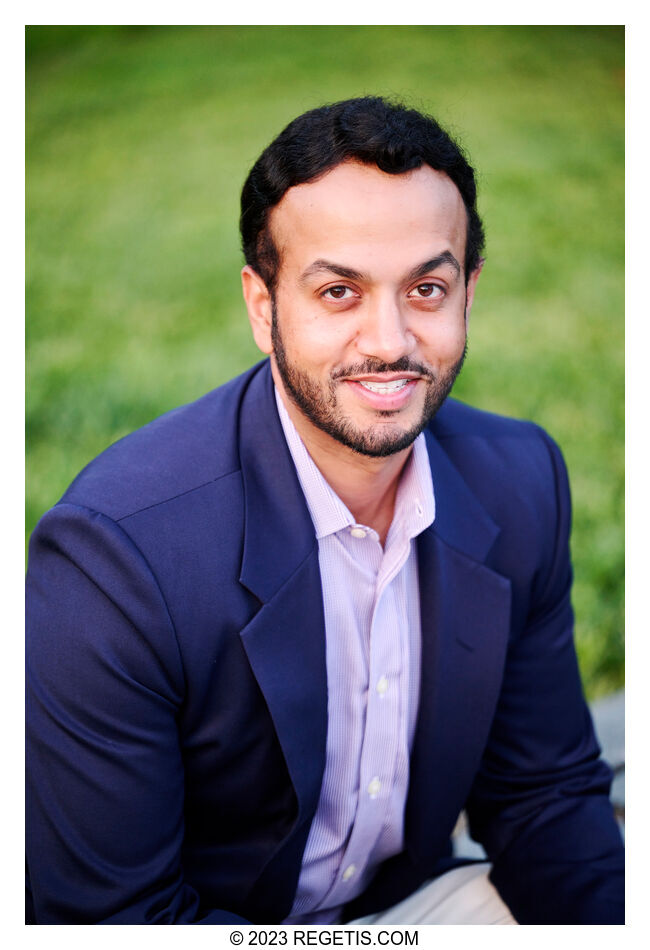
left=244, top=161, right=481, bottom=458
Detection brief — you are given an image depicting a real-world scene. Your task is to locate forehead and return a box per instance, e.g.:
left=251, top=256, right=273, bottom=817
left=268, top=161, right=468, bottom=277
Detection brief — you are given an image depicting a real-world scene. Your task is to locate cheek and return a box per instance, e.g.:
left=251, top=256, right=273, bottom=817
left=283, top=316, right=351, bottom=367
left=420, top=320, right=467, bottom=363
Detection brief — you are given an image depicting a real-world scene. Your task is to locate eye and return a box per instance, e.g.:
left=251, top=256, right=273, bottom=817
left=322, top=285, right=355, bottom=300
left=408, top=283, right=444, bottom=300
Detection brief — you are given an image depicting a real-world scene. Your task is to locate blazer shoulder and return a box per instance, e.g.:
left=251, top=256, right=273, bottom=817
left=58, top=362, right=267, bottom=522
left=431, top=397, right=566, bottom=475
left=432, top=397, right=542, bottom=441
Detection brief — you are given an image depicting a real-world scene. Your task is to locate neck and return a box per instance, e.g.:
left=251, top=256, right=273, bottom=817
left=275, top=377, right=411, bottom=546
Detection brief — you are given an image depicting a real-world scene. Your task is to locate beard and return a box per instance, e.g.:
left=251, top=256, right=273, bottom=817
left=271, top=300, right=467, bottom=458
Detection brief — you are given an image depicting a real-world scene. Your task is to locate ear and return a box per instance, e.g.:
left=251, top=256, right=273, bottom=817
left=241, top=265, right=273, bottom=355
left=464, top=258, right=484, bottom=331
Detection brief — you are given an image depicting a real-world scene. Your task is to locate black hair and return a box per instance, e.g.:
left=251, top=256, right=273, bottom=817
left=240, top=96, right=485, bottom=291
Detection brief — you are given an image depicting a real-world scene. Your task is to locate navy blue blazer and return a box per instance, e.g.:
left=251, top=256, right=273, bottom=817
left=26, top=360, right=624, bottom=924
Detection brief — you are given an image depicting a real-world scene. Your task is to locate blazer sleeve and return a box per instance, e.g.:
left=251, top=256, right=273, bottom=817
left=465, top=431, right=624, bottom=923
left=26, top=503, right=249, bottom=924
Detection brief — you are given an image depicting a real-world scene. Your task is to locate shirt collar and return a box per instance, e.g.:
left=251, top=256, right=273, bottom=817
left=274, top=386, right=435, bottom=542
left=389, top=429, right=436, bottom=544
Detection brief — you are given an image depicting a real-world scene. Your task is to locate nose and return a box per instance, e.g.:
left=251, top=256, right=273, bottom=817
left=355, top=295, right=416, bottom=364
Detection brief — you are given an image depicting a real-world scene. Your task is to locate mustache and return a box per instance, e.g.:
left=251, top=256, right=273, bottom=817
left=331, top=357, right=435, bottom=381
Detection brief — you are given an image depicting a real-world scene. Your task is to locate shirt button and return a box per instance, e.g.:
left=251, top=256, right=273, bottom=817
left=376, top=675, right=388, bottom=695
left=342, top=864, right=356, bottom=881
left=350, top=526, right=367, bottom=539
left=415, top=501, right=424, bottom=517
left=367, top=777, right=381, bottom=798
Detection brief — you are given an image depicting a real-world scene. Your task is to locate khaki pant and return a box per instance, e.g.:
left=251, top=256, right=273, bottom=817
left=351, top=863, right=517, bottom=925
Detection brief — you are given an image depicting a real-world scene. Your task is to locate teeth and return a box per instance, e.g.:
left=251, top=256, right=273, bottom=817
left=359, top=379, right=411, bottom=394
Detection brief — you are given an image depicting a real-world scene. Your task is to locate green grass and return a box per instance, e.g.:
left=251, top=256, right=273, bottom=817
left=26, top=25, right=624, bottom=698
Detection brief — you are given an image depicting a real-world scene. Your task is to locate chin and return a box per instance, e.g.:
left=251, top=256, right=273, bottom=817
left=318, top=414, right=429, bottom=458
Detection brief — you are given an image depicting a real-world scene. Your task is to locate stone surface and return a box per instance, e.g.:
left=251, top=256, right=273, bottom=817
left=591, top=689, right=625, bottom=769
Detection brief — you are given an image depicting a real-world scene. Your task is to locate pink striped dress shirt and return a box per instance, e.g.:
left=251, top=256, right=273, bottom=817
left=274, top=389, right=436, bottom=924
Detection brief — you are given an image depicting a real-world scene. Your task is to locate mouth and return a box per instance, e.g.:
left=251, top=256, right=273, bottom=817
left=343, top=374, right=421, bottom=411
left=357, top=378, right=412, bottom=394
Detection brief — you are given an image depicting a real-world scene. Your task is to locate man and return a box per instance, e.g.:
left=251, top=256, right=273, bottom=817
left=26, top=97, right=624, bottom=924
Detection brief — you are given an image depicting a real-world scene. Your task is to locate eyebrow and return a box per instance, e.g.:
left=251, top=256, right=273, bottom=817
left=406, top=252, right=461, bottom=282
left=298, top=260, right=366, bottom=285
left=298, top=252, right=461, bottom=286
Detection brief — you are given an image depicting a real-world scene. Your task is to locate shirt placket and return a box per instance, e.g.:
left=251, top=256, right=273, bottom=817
left=319, top=529, right=411, bottom=906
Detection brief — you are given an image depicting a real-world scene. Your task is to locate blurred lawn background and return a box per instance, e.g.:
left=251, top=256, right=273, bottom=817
left=26, top=25, right=624, bottom=698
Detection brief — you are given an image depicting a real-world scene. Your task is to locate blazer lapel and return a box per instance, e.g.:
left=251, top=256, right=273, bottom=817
left=405, top=430, right=512, bottom=866
left=239, top=557, right=328, bottom=824
left=237, top=362, right=328, bottom=825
